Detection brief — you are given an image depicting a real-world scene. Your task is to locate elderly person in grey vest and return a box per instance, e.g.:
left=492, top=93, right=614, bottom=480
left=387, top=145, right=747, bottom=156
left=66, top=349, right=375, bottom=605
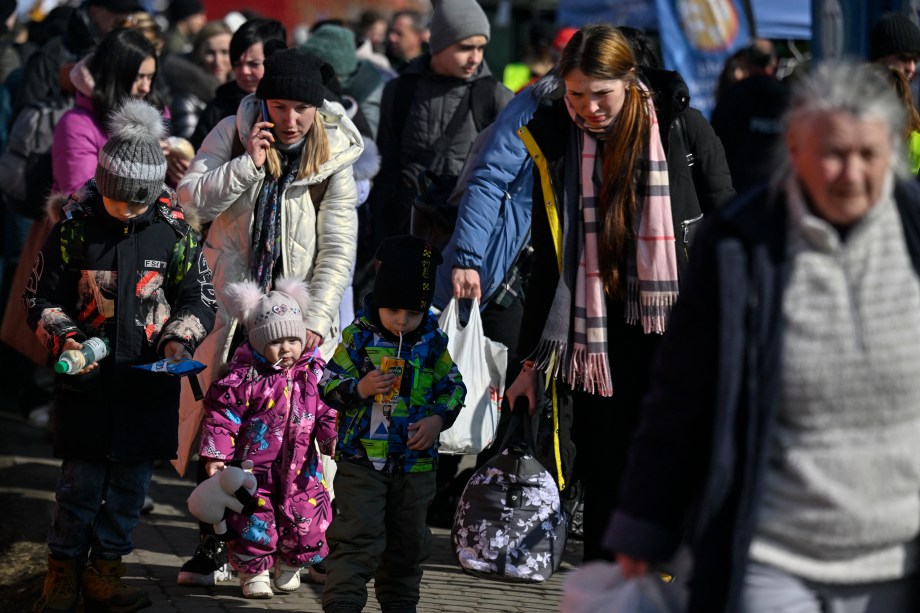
left=605, top=61, right=920, bottom=613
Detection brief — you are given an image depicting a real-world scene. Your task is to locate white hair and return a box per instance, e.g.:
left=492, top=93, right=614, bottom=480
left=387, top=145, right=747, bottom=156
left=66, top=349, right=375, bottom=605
left=782, top=60, right=908, bottom=177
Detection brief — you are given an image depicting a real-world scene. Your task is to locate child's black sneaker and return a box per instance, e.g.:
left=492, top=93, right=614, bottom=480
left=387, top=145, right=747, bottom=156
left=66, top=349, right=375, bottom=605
left=176, top=535, right=231, bottom=586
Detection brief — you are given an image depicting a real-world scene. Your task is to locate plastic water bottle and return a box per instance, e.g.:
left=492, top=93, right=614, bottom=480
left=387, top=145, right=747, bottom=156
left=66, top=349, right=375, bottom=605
left=54, top=337, right=110, bottom=374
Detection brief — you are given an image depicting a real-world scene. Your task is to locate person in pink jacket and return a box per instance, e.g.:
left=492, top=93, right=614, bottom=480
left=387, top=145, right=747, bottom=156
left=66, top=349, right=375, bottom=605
left=198, top=276, right=337, bottom=600
left=51, top=28, right=162, bottom=195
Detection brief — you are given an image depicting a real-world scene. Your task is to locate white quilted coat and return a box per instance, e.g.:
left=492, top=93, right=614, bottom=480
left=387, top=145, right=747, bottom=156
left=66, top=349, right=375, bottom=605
left=172, top=94, right=363, bottom=476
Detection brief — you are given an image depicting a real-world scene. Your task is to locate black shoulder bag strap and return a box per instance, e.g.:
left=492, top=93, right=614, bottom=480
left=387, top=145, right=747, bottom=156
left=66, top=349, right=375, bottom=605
left=392, top=73, right=420, bottom=142
left=469, top=76, right=498, bottom=132
left=427, top=85, right=473, bottom=171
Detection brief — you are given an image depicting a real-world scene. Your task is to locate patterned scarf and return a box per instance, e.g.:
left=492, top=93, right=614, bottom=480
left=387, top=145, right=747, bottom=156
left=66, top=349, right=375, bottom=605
left=624, top=85, right=678, bottom=334
left=250, top=148, right=302, bottom=289
left=531, top=81, right=677, bottom=396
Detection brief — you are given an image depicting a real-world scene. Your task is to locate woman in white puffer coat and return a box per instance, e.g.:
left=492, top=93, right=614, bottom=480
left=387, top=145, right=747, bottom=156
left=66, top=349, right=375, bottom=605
left=174, top=45, right=364, bottom=478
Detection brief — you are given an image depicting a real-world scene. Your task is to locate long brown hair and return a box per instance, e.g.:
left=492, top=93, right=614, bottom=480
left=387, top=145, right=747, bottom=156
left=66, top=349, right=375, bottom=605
left=883, top=66, right=920, bottom=143
left=558, top=24, right=650, bottom=296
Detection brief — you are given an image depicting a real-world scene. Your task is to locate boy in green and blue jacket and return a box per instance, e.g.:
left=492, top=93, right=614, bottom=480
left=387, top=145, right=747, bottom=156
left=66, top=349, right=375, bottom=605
left=319, top=235, right=465, bottom=613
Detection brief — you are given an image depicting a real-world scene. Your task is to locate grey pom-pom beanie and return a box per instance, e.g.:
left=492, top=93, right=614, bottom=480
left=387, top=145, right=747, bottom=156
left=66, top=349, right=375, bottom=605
left=428, top=0, right=490, bottom=56
left=95, top=99, right=167, bottom=210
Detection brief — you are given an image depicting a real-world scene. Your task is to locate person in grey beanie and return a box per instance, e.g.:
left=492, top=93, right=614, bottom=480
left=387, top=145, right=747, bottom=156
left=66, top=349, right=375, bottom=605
left=366, top=0, right=511, bottom=252
left=27, top=98, right=216, bottom=613
left=427, top=0, right=490, bottom=55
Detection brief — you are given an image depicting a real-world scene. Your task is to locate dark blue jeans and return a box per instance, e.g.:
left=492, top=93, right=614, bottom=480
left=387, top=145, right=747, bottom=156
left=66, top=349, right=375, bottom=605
left=47, top=458, right=153, bottom=560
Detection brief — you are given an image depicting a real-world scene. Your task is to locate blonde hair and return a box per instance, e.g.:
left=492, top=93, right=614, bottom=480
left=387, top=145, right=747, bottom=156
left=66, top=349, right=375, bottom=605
left=115, top=11, right=164, bottom=54
left=264, top=110, right=331, bottom=180
left=558, top=24, right=649, bottom=297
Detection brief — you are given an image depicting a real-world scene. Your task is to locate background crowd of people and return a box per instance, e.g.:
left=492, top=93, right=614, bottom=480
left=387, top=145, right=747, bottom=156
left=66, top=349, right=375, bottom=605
left=4, top=0, right=920, bottom=612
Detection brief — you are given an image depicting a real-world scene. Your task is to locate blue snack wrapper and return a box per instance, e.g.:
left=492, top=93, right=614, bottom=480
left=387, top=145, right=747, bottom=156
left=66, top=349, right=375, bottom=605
left=133, top=358, right=206, bottom=376
left=133, top=358, right=207, bottom=400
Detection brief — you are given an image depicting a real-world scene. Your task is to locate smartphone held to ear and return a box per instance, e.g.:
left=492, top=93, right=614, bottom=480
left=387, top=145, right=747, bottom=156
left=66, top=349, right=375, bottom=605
left=260, top=100, right=276, bottom=138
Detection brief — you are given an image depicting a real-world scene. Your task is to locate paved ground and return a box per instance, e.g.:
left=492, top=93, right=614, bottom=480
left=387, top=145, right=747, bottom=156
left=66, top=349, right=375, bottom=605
left=0, top=408, right=582, bottom=612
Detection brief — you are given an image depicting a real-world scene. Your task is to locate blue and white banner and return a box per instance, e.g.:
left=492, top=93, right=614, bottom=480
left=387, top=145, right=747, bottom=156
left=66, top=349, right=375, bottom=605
left=752, top=0, right=811, bottom=40
left=656, top=0, right=752, bottom=118
left=557, top=0, right=659, bottom=32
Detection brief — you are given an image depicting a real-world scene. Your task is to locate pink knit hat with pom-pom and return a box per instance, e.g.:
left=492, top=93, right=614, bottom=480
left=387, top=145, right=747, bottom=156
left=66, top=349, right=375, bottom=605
left=224, top=277, right=310, bottom=354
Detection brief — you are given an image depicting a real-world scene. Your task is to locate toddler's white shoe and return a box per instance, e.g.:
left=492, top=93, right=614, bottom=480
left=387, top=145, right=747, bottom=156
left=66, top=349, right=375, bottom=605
left=240, top=570, right=273, bottom=599
left=273, top=563, right=301, bottom=592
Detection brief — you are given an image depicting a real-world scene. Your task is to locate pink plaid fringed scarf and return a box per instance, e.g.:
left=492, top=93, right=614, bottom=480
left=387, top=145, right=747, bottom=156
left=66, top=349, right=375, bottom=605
left=625, top=85, right=679, bottom=334
left=572, top=134, right=613, bottom=396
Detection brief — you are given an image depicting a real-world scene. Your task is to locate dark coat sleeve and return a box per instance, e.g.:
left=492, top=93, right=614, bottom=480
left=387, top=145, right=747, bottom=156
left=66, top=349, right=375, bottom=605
left=189, top=101, right=222, bottom=151
left=168, top=92, right=205, bottom=141
left=24, top=221, right=82, bottom=356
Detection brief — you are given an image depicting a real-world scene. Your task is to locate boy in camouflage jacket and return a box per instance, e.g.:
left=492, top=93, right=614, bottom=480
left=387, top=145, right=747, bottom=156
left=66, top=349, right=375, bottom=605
left=319, top=236, right=465, bottom=613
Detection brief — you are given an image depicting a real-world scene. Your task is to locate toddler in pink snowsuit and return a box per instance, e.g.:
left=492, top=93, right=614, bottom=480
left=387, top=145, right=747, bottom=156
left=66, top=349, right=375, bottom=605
left=198, top=277, right=336, bottom=599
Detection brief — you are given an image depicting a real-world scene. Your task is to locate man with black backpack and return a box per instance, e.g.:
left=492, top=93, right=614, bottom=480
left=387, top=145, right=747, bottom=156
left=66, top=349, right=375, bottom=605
left=366, top=0, right=511, bottom=252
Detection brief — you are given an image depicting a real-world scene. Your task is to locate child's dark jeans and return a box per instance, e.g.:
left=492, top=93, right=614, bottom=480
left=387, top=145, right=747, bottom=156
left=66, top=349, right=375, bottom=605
left=322, top=461, right=437, bottom=610
left=47, top=458, right=153, bottom=560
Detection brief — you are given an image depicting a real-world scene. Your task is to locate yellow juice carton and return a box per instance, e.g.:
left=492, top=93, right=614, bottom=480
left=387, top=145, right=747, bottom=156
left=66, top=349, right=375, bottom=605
left=375, top=355, right=405, bottom=407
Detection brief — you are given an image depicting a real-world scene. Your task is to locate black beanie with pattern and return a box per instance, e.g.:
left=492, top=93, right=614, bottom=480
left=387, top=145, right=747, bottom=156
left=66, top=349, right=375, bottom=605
left=373, top=236, right=443, bottom=312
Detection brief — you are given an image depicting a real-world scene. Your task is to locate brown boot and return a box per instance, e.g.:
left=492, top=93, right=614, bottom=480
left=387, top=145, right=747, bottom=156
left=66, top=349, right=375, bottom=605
left=81, top=558, right=152, bottom=612
left=33, top=556, right=80, bottom=612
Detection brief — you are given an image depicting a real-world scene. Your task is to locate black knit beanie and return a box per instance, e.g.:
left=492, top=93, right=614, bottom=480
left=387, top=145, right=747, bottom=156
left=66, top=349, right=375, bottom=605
left=256, top=46, right=334, bottom=107
left=373, top=236, right=443, bottom=312
left=168, top=0, right=204, bottom=24
left=870, top=13, right=920, bottom=61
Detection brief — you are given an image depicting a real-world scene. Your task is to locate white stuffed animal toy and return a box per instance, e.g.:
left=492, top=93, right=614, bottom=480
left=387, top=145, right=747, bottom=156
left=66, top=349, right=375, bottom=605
left=187, top=459, right=262, bottom=538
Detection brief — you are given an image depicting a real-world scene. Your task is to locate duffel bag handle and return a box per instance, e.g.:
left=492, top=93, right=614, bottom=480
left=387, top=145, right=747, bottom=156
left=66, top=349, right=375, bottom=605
left=497, top=397, right=537, bottom=456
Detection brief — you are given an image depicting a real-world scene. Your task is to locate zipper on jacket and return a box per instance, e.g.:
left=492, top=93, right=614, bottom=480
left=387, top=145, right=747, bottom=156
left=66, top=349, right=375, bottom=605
left=840, top=252, right=865, bottom=352
left=681, top=214, right=704, bottom=244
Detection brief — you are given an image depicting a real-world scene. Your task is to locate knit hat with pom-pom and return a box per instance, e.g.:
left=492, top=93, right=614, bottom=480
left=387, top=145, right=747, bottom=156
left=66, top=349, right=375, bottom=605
left=95, top=99, right=167, bottom=210
left=224, top=277, right=310, bottom=355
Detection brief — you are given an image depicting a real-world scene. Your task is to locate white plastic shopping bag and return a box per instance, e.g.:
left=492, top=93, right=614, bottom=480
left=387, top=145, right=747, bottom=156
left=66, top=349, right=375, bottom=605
left=561, top=561, right=685, bottom=613
left=438, top=298, right=508, bottom=454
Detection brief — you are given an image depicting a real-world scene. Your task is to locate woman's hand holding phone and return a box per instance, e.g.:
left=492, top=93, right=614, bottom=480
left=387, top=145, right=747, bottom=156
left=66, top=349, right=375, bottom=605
left=246, top=101, right=274, bottom=168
